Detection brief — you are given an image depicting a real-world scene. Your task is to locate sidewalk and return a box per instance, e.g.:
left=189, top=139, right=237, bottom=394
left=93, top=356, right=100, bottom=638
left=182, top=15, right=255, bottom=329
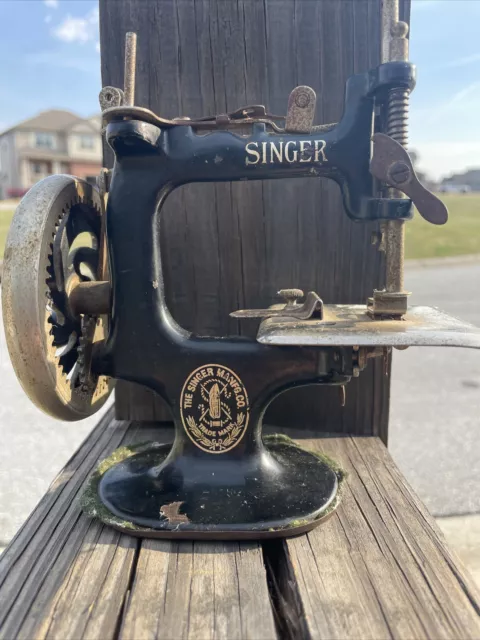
left=405, top=254, right=480, bottom=269
left=437, top=515, right=480, bottom=589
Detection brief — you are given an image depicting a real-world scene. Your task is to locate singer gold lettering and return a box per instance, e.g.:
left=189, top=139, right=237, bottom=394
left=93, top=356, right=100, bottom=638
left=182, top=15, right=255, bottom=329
left=245, top=139, right=327, bottom=166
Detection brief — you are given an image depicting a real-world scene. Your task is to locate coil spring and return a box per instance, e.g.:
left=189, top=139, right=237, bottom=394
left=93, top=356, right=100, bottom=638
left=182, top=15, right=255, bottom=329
left=387, top=88, right=409, bottom=148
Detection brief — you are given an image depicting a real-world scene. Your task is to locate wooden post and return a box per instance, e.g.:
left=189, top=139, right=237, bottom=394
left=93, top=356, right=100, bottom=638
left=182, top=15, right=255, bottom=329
left=100, top=0, right=410, bottom=443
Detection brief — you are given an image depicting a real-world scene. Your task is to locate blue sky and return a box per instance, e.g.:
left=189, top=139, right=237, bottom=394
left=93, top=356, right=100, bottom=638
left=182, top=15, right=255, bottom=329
left=410, top=0, right=480, bottom=179
left=0, top=0, right=100, bottom=130
left=0, top=0, right=479, bottom=180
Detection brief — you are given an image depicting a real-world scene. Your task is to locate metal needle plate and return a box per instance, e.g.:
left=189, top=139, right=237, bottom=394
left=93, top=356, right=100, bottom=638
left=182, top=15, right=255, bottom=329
left=257, top=305, right=480, bottom=349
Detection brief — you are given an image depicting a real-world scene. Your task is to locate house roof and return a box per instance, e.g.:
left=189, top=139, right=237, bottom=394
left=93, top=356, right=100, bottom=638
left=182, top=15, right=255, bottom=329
left=0, top=110, right=100, bottom=135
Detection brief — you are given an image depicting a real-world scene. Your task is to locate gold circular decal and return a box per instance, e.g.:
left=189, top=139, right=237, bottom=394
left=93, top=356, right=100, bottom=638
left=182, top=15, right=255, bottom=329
left=180, top=365, right=250, bottom=454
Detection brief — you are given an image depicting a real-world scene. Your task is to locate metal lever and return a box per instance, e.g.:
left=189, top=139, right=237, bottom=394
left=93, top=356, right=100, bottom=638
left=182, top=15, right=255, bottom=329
left=285, top=86, right=317, bottom=133
left=231, top=290, right=324, bottom=320
left=370, top=133, right=448, bottom=225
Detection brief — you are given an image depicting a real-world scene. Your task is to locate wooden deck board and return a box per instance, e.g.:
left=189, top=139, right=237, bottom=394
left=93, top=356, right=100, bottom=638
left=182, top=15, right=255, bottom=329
left=0, top=410, right=276, bottom=640
left=120, top=539, right=274, bottom=640
left=278, top=436, right=480, bottom=640
left=0, top=411, right=479, bottom=639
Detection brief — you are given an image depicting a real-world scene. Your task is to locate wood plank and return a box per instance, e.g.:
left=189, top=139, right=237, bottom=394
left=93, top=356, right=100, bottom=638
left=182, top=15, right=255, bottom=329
left=120, top=540, right=275, bottom=640
left=273, top=433, right=480, bottom=640
left=98, top=0, right=412, bottom=441
left=0, top=413, right=276, bottom=640
left=115, top=381, right=167, bottom=422
left=2, top=414, right=479, bottom=638
left=0, top=410, right=130, bottom=637
left=29, top=525, right=137, bottom=640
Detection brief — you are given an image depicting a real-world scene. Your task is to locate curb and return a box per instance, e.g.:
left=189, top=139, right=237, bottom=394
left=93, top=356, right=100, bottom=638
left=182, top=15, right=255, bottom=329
left=405, top=254, right=480, bottom=269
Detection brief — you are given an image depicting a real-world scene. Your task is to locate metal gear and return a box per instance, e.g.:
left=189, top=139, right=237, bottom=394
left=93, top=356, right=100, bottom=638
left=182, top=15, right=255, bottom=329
left=2, top=175, right=113, bottom=420
left=77, top=315, right=103, bottom=391
left=46, top=198, right=103, bottom=391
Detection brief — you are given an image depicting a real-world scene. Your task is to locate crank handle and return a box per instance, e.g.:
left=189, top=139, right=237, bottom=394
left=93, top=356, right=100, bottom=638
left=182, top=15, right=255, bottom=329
left=370, top=133, right=448, bottom=225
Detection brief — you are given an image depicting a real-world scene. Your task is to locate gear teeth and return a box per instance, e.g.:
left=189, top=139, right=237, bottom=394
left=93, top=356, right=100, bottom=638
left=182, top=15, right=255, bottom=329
left=45, top=192, right=103, bottom=391
left=77, top=315, right=96, bottom=387
left=45, top=206, right=74, bottom=383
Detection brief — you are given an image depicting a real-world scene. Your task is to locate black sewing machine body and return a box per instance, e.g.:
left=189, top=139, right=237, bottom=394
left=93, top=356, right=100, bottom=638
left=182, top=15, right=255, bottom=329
left=87, top=61, right=405, bottom=535
left=105, top=61, right=415, bottom=223
left=94, top=115, right=362, bottom=537
left=3, top=34, right=479, bottom=539
left=99, top=62, right=415, bottom=389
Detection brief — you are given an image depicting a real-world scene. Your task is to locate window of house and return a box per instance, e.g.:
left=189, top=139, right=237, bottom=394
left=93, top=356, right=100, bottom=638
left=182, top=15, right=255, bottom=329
left=79, top=134, right=95, bottom=150
left=0, top=139, right=8, bottom=170
left=35, top=133, right=55, bottom=149
left=31, top=161, right=50, bottom=176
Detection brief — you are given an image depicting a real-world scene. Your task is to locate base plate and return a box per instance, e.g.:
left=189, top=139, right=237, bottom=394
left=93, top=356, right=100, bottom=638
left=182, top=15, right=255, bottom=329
left=82, top=436, right=343, bottom=539
left=257, top=305, right=480, bottom=348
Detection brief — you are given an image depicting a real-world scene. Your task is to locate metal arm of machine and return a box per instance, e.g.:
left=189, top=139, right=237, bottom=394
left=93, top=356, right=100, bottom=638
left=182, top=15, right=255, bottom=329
left=102, top=61, right=420, bottom=223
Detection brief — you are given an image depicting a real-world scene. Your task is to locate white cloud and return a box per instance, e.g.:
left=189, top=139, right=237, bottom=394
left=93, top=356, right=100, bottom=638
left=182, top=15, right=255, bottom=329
left=44, top=0, right=59, bottom=8
left=441, top=82, right=480, bottom=113
left=414, top=142, right=480, bottom=181
left=447, top=53, right=480, bottom=69
left=25, top=50, right=98, bottom=75
left=53, top=7, right=99, bottom=45
left=410, top=82, right=480, bottom=179
left=54, top=17, right=90, bottom=43
left=96, top=42, right=100, bottom=53
left=414, top=82, right=480, bottom=128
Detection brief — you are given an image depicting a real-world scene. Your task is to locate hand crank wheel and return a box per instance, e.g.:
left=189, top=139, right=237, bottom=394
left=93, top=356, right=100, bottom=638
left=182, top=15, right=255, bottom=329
left=2, top=175, right=113, bottom=420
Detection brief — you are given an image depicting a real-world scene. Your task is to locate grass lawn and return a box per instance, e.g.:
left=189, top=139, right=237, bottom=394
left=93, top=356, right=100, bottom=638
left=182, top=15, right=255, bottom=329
left=405, top=193, right=480, bottom=260
left=0, top=208, right=14, bottom=259
left=0, top=193, right=478, bottom=261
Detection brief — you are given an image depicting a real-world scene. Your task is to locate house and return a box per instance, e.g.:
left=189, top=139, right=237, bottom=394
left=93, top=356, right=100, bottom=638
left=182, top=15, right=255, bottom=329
left=440, top=168, right=480, bottom=193
left=0, top=110, right=102, bottom=200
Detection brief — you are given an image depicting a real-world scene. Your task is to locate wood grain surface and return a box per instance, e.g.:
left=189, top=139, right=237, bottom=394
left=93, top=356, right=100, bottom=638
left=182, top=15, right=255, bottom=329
left=100, top=0, right=409, bottom=442
left=276, top=435, right=480, bottom=639
left=1, top=413, right=479, bottom=639
left=0, top=410, right=276, bottom=640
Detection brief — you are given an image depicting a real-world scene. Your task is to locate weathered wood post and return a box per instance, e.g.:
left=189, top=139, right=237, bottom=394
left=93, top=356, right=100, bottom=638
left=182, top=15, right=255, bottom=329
left=100, top=0, right=410, bottom=443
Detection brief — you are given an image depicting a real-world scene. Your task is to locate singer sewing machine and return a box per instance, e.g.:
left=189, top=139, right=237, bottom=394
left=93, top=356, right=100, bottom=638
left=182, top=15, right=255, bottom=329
left=3, top=27, right=479, bottom=540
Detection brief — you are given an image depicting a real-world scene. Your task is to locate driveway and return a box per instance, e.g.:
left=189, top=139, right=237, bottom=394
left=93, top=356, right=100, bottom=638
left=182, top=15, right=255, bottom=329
left=0, top=316, right=107, bottom=546
left=389, top=261, right=480, bottom=516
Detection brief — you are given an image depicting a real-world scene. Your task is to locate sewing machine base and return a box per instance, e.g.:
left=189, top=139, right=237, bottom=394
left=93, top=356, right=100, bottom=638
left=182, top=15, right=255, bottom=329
left=85, top=436, right=342, bottom=539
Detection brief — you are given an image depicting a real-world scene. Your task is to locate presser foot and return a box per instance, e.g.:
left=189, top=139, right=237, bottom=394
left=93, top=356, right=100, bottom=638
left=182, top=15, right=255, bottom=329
left=82, top=436, right=344, bottom=540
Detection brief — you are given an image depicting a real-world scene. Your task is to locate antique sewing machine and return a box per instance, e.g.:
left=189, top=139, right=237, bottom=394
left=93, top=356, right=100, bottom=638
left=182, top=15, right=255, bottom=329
left=3, top=26, right=479, bottom=540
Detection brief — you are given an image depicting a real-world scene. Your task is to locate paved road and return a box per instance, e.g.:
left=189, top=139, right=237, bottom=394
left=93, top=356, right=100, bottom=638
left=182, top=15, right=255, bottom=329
left=389, top=262, right=480, bottom=517
left=0, top=262, right=478, bottom=544
left=0, top=312, right=109, bottom=546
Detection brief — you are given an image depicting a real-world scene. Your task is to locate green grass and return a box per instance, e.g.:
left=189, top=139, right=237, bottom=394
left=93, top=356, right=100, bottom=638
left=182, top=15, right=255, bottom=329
left=0, top=193, right=478, bottom=261
left=0, top=209, right=14, bottom=259
left=405, top=193, right=480, bottom=260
